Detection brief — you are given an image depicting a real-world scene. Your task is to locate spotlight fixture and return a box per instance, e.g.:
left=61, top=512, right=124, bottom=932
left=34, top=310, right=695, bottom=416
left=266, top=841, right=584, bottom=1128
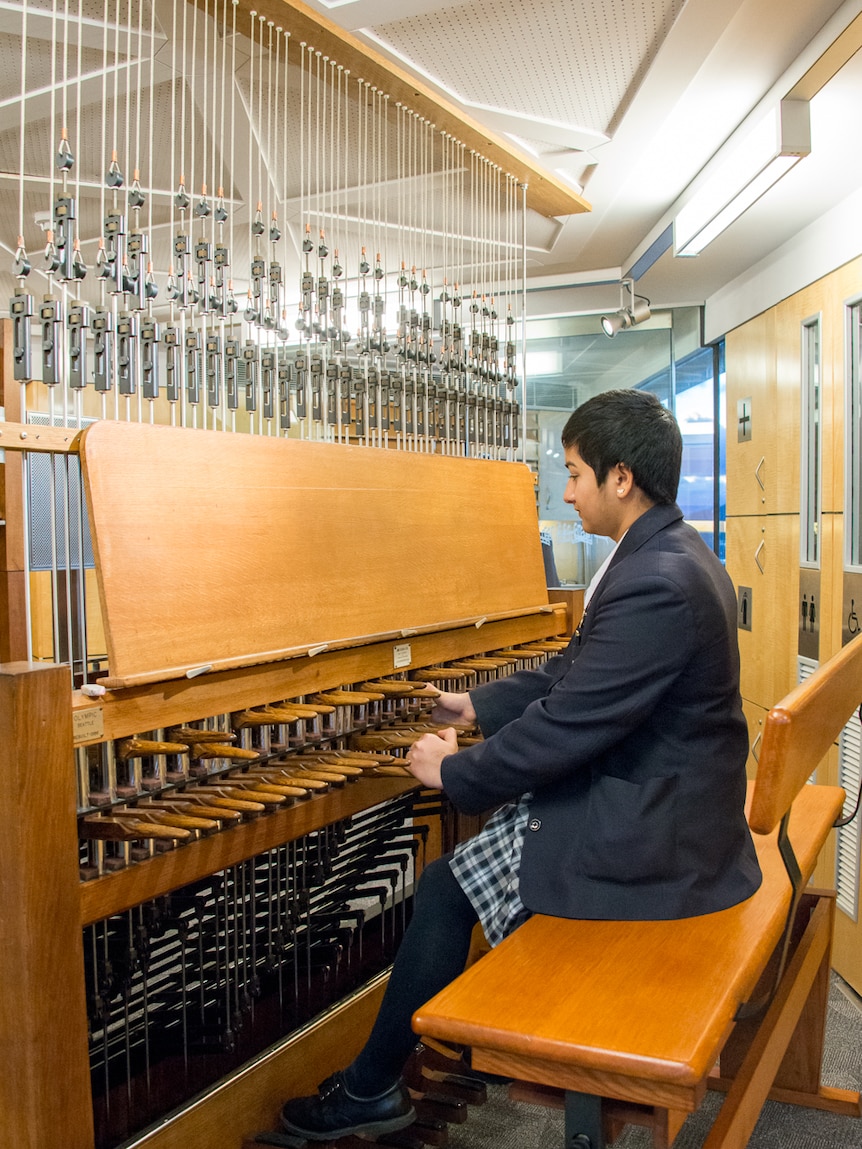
left=600, top=279, right=651, bottom=338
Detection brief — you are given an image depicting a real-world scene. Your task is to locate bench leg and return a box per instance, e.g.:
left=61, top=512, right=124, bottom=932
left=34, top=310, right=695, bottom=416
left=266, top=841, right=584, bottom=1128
left=564, top=1091, right=604, bottom=1149
left=709, top=892, right=861, bottom=1121
left=702, top=893, right=860, bottom=1149
left=510, top=1082, right=687, bottom=1149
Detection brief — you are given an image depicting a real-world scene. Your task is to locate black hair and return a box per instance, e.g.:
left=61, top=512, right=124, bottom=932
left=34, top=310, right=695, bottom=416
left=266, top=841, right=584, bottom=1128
left=561, top=389, right=682, bottom=505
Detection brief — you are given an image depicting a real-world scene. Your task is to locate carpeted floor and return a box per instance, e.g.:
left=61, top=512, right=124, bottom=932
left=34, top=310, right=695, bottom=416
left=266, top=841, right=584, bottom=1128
left=440, top=975, right=862, bottom=1149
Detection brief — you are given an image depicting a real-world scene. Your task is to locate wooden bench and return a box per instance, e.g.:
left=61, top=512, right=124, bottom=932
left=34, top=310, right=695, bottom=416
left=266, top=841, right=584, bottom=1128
left=413, top=636, right=862, bottom=1148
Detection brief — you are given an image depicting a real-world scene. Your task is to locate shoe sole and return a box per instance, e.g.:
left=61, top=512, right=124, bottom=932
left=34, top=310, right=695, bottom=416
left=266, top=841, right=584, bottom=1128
left=280, top=1106, right=416, bottom=1142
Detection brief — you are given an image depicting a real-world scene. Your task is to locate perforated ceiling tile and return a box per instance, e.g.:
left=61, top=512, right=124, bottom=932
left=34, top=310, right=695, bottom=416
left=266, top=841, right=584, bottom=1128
left=370, top=0, right=685, bottom=136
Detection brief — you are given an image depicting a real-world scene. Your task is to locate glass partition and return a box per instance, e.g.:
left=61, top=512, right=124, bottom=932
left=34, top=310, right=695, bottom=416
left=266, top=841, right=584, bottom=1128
left=525, top=307, right=724, bottom=589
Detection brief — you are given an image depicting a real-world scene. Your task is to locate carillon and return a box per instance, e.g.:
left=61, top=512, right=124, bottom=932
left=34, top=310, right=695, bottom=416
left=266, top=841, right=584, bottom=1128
left=0, top=5, right=585, bottom=1148
left=10, top=0, right=528, bottom=454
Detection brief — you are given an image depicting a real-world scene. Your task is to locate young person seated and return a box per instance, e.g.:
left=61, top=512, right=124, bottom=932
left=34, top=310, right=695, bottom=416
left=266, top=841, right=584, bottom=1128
left=281, top=388, right=762, bottom=1142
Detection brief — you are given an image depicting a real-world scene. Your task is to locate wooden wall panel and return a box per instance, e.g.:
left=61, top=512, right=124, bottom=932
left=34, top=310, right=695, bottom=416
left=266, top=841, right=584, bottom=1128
left=819, top=513, right=843, bottom=663
left=772, top=293, right=805, bottom=516
left=726, top=513, right=799, bottom=712
left=725, top=256, right=862, bottom=995
left=726, top=310, right=776, bottom=518
left=741, top=697, right=767, bottom=782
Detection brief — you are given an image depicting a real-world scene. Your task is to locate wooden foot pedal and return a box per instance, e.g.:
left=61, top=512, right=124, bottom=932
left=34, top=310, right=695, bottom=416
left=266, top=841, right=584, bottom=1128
left=247, top=1132, right=307, bottom=1148
left=420, top=1070, right=487, bottom=1105
left=408, top=1117, right=449, bottom=1145
left=412, top=1092, right=469, bottom=1125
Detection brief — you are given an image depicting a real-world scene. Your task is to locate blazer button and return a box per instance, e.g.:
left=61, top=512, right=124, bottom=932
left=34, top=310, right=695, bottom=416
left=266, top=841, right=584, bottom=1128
left=528, top=818, right=541, bottom=831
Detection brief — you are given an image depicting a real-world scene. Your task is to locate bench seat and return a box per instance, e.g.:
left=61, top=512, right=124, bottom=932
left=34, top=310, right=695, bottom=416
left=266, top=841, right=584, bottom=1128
left=413, top=783, right=852, bottom=1142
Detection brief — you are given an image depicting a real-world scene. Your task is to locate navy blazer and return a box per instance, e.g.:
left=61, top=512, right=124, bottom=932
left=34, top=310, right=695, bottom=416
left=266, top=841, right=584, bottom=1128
left=441, top=503, right=762, bottom=921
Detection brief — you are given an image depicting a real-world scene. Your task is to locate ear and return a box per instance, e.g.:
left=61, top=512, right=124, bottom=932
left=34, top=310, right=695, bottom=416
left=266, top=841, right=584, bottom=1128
left=614, top=463, right=635, bottom=497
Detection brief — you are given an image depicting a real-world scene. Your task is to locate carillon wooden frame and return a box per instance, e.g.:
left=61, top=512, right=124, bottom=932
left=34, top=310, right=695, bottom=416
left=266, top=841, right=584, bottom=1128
left=0, top=418, right=566, bottom=1149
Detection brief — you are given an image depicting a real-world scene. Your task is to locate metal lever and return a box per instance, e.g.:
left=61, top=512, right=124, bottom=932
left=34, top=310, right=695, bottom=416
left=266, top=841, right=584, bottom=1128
left=755, top=540, right=765, bottom=573
left=141, top=317, right=160, bottom=400
left=755, top=456, right=765, bottom=490
left=10, top=292, right=33, bottom=381
left=68, top=301, right=90, bottom=389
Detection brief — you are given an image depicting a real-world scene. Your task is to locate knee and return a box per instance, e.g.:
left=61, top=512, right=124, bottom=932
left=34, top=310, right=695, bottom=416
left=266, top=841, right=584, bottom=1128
left=413, top=854, right=473, bottom=924
left=413, top=854, right=456, bottom=905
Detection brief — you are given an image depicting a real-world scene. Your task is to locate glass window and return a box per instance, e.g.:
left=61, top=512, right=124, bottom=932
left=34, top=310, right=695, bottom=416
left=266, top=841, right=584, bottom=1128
left=801, top=316, right=821, bottom=567
left=529, top=307, right=725, bottom=586
left=847, top=301, right=862, bottom=569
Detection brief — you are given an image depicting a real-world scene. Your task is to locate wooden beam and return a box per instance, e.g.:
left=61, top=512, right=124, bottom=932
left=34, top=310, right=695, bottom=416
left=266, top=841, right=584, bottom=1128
left=0, top=662, right=94, bottom=1148
left=787, top=10, right=862, bottom=101
left=0, top=419, right=83, bottom=453
left=230, top=0, right=590, bottom=220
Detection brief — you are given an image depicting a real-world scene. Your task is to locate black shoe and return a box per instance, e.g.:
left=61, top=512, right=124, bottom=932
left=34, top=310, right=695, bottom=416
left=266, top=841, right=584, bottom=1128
left=280, top=1071, right=416, bottom=1142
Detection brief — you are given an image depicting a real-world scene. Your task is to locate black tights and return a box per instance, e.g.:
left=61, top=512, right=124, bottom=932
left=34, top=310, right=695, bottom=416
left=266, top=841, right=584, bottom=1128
left=344, top=853, right=478, bottom=1097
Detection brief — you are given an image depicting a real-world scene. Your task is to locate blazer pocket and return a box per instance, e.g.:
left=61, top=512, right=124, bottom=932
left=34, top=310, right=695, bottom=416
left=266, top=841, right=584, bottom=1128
left=580, top=772, right=678, bottom=884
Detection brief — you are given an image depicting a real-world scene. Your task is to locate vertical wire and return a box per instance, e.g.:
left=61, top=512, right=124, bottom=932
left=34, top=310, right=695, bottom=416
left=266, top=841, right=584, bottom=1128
left=202, top=0, right=213, bottom=434
left=216, top=0, right=227, bottom=427
left=45, top=0, right=63, bottom=662
left=146, top=0, right=156, bottom=343
left=187, top=0, right=198, bottom=431
left=229, top=0, right=238, bottom=432
left=167, top=0, right=178, bottom=389
left=266, top=20, right=274, bottom=269
left=383, top=91, right=390, bottom=387
left=179, top=0, right=189, bottom=429
left=199, top=0, right=211, bottom=429
left=202, top=0, right=210, bottom=212
left=520, top=182, right=528, bottom=463
left=246, top=8, right=255, bottom=389
left=189, top=0, right=200, bottom=430
left=257, top=13, right=266, bottom=436
left=133, top=0, right=144, bottom=201
left=16, top=0, right=33, bottom=661
left=315, top=51, right=321, bottom=254
left=111, top=0, right=121, bottom=424
left=123, top=0, right=132, bottom=236
left=281, top=27, right=291, bottom=365
left=188, top=0, right=197, bottom=251
left=334, top=62, right=342, bottom=284
left=16, top=0, right=27, bottom=256
left=133, top=0, right=144, bottom=427
left=218, top=0, right=228, bottom=248
left=73, top=0, right=91, bottom=672
left=299, top=41, right=309, bottom=440
left=98, top=0, right=108, bottom=422
left=377, top=88, right=383, bottom=288
left=57, top=0, right=78, bottom=674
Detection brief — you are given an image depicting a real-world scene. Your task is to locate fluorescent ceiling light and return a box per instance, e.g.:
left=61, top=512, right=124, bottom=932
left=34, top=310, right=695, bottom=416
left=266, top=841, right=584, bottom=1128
left=674, top=99, right=811, bottom=257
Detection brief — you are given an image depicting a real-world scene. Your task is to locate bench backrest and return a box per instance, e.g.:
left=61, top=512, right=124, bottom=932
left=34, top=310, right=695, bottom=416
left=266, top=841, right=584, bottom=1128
left=748, top=634, right=862, bottom=835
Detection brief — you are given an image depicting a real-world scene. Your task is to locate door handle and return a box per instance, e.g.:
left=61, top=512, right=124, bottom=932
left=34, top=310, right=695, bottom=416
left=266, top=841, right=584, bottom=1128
left=755, top=540, right=765, bottom=573
left=751, top=732, right=762, bottom=763
left=755, top=456, right=765, bottom=490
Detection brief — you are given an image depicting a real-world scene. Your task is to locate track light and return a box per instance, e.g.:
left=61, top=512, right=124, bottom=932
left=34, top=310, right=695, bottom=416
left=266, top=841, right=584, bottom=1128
left=600, top=280, right=651, bottom=338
